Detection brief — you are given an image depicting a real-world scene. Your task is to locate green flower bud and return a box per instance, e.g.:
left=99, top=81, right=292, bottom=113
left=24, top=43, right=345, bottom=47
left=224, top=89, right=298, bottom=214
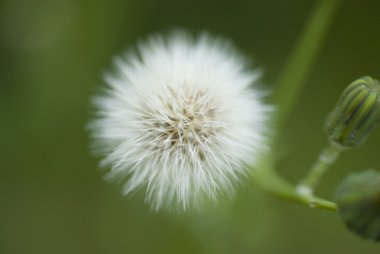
left=335, top=169, right=380, bottom=241
left=326, top=76, right=380, bottom=148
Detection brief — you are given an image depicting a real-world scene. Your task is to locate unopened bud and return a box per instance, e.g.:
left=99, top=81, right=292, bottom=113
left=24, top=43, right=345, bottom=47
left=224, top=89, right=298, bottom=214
left=326, top=76, right=380, bottom=148
left=335, top=169, right=380, bottom=241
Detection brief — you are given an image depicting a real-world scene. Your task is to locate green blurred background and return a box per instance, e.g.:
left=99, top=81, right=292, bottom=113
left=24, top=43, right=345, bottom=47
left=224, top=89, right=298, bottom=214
left=1, top=0, right=380, bottom=253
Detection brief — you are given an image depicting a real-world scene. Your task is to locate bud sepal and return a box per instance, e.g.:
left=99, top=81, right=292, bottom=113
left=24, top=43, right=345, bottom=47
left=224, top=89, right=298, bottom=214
left=326, top=76, right=380, bottom=148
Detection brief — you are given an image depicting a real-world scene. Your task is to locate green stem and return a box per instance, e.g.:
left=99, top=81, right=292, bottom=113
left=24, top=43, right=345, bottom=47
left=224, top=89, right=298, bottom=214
left=274, top=0, right=341, bottom=128
left=252, top=163, right=337, bottom=212
left=298, top=143, right=342, bottom=195
left=251, top=0, right=342, bottom=213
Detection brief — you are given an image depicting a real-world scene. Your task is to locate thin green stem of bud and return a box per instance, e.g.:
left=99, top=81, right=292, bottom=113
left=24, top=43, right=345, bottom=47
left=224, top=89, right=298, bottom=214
left=298, top=143, right=342, bottom=196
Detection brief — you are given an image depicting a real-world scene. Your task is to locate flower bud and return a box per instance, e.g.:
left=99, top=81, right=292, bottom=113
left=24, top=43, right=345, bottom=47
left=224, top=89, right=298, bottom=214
left=326, top=76, right=380, bottom=148
left=335, top=169, right=380, bottom=241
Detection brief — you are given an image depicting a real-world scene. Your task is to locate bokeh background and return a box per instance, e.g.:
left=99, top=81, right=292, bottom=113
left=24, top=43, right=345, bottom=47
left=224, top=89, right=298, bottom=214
left=1, top=0, right=380, bottom=253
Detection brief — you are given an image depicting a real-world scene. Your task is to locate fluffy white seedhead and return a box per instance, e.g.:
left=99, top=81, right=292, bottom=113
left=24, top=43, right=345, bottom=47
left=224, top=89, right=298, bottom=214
left=90, top=31, right=271, bottom=210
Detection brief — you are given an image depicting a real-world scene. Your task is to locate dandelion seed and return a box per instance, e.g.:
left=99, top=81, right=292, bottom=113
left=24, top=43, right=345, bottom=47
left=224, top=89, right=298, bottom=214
left=89, top=31, right=271, bottom=210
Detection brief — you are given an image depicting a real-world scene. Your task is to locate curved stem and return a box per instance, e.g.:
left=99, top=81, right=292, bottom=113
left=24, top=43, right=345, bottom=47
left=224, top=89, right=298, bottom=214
left=253, top=0, right=342, bottom=214
left=249, top=0, right=340, bottom=212
left=252, top=166, right=337, bottom=212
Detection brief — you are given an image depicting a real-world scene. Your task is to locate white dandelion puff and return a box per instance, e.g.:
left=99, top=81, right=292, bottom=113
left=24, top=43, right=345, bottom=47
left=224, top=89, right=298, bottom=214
left=89, top=31, right=271, bottom=210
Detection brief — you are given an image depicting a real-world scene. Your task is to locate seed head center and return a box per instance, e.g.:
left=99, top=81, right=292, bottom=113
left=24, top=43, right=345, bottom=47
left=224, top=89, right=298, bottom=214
left=143, top=88, right=221, bottom=158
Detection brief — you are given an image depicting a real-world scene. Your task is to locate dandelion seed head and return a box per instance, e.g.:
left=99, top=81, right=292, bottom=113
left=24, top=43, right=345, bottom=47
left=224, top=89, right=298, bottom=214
left=89, top=31, right=271, bottom=210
